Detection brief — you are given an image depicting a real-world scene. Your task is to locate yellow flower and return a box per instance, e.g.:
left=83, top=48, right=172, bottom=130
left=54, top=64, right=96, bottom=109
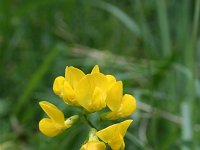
left=81, top=129, right=106, bottom=150
left=102, top=81, right=136, bottom=120
left=75, top=73, right=108, bottom=112
left=53, top=66, right=85, bottom=106
left=96, top=120, right=133, bottom=150
left=39, top=101, right=78, bottom=137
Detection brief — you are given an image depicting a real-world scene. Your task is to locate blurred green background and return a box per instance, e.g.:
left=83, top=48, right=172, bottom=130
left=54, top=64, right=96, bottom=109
left=0, top=0, right=200, bottom=149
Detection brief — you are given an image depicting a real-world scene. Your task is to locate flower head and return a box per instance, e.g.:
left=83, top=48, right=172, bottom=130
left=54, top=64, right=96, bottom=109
left=39, top=65, right=136, bottom=149
left=96, top=120, right=133, bottom=150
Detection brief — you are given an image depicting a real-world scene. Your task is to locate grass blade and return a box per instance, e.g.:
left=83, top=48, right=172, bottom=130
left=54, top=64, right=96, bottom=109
left=93, top=1, right=140, bottom=36
left=13, top=45, right=60, bottom=116
left=156, top=0, right=171, bottom=57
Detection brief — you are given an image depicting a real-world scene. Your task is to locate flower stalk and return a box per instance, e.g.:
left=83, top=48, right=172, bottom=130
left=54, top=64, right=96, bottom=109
left=83, top=113, right=98, bottom=130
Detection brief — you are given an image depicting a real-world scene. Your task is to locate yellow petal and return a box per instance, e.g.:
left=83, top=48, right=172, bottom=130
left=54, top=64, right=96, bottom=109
left=76, top=73, right=108, bottom=112
left=62, top=80, right=78, bottom=105
left=96, top=123, right=118, bottom=143
left=65, top=66, right=85, bottom=89
left=119, top=94, right=136, bottom=117
left=106, top=75, right=116, bottom=89
left=118, top=120, right=133, bottom=137
left=39, top=101, right=65, bottom=127
left=91, top=87, right=106, bottom=112
left=53, top=76, right=65, bottom=96
left=106, top=81, right=123, bottom=111
left=39, top=118, right=63, bottom=137
left=86, top=73, right=108, bottom=91
left=75, top=75, right=93, bottom=111
left=80, top=141, right=106, bottom=150
left=91, top=65, right=100, bottom=74
left=109, top=134, right=125, bottom=150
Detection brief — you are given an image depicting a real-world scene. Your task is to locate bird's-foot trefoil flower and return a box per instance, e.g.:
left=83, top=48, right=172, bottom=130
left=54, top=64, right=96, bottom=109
left=53, top=66, right=85, bottom=106
left=81, top=128, right=106, bottom=150
left=39, top=101, right=78, bottom=137
left=102, top=81, right=136, bottom=120
left=75, top=73, right=108, bottom=112
left=96, top=120, right=133, bottom=150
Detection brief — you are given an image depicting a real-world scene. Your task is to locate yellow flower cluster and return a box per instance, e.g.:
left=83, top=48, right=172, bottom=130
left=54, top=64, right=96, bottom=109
left=39, top=65, right=136, bottom=150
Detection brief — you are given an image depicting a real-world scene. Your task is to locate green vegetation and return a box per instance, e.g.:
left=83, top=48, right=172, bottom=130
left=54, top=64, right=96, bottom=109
left=0, top=0, right=199, bottom=149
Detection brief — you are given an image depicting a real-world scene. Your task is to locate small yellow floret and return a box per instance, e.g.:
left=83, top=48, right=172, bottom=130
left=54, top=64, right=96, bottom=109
left=81, top=128, right=106, bottom=150
left=39, top=101, right=78, bottom=137
left=53, top=66, right=85, bottom=106
left=103, top=81, right=136, bottom=120
left=96, top=120, right=133, bottom=150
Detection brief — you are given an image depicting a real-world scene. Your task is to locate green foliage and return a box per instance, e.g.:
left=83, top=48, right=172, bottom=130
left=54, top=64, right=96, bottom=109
left=0, top=0, right=199, bottom=149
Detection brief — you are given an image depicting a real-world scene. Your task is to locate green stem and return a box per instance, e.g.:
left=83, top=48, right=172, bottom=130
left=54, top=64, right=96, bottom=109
left=192, top=0, right=200, bottom=44
left=83, top=113, right=98, bottom=130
